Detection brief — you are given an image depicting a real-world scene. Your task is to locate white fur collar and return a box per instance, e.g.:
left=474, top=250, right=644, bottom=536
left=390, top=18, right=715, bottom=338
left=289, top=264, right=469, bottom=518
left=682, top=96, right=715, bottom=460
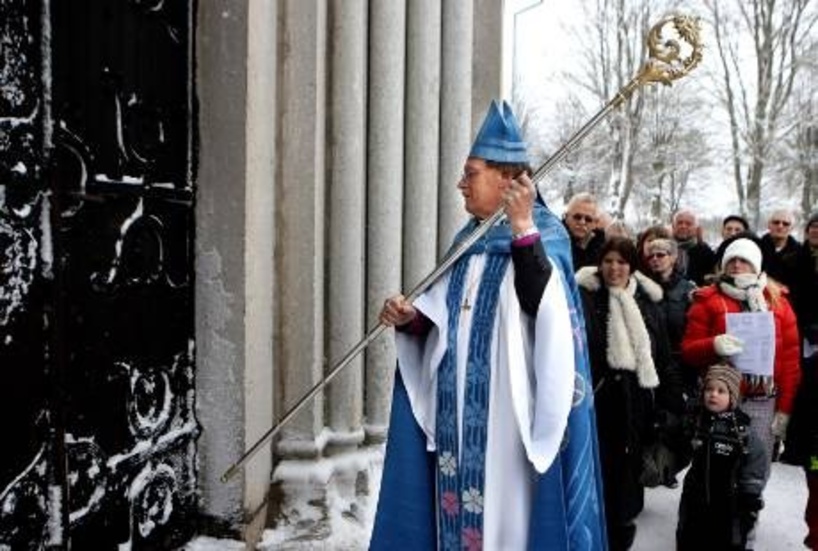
left=575, top=266, right=602, bottom=291
left=577, top=266, right=660, bottom=389
left=575, top=266, right=664, bottom=303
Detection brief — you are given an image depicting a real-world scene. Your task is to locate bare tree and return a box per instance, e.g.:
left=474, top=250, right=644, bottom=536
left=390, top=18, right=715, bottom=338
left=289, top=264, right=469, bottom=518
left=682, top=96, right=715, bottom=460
left=788, top=51, right=818, bottom=218
left=706, top=0, right=818, bottom=227
left=518, top=2, right=715, bottom=221
left=639, top=85, right=711, bottom=223
left=565, top=0, right=705, bottom=219
left=797, top=121, right=818, bottom=217
left=538, top=95, right=611, bottom=207
left=573, top=0, right=656, bottom=218
left=511, top=77, right=552, bottom=171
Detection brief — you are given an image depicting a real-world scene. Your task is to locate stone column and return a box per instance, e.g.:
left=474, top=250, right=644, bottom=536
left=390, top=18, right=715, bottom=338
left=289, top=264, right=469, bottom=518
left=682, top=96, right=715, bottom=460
left=365, top=0, right=406, bottom=440
left=195, top=0, right=249, bottom=525
left=472, top=0, right=503, bottom=132
left=243, top=0, right=276, bottom=525
left=326, top=0, right=367, bottom=451
left=275, top=0, right=327, bottom=457
left=403, top=0, right=441, bottom=289
left=438, top=0, right=473, bottom=256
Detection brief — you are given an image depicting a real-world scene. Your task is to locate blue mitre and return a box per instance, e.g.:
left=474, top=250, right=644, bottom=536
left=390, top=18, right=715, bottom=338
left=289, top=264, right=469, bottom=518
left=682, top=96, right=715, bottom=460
left=469, top=100, right=529, bottom=164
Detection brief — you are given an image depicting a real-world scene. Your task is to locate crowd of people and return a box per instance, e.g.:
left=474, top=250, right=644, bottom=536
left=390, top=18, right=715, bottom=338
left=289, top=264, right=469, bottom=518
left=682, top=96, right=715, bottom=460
left=563, top=193, right=818, bottom=550
left=369, top=101, right=818, bottom=550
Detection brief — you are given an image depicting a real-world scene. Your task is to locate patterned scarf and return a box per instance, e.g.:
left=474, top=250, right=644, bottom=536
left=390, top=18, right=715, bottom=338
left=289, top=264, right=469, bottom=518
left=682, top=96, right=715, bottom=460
left=436, top=216, right=514, bottom=551
left=718, top=273, right=768, bottom=313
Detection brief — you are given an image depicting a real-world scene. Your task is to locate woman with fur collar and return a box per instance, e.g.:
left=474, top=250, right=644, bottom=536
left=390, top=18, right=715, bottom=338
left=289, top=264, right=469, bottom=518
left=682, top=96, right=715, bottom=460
left=577, top=236, right=682, bottom=551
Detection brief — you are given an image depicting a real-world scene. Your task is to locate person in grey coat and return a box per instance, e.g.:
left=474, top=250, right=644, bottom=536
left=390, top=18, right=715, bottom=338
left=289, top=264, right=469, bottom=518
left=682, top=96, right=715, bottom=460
left=645, top=238, right=698, bottom=486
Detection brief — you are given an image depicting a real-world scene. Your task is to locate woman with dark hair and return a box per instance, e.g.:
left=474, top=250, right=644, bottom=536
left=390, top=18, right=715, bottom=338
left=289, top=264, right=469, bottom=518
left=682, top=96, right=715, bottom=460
left=577, top=237, right=684, bottom=550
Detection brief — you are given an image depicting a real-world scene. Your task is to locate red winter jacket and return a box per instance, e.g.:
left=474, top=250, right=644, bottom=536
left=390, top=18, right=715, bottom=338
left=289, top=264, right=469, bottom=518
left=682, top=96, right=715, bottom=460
left=681, top=284, right=801, bottom=413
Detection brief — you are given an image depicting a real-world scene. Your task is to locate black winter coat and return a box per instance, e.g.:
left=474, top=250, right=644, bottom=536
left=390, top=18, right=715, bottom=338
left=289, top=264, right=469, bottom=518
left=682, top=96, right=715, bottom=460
left=782, top=355, right=818, bottom=468
left=657, top=272, right=696, bottom=353
left=677, top=240, right=716, bottom=287
left=656, top=272, right=697, bottom=396
left=677, top=408, right=767, bottom=550
left=566, top=225, right=606, bottom=271
left=782, top=243, right=818, bottom=468
left=578, top=270, right=683, bottom=528
left=791, top=242, right=818, bottom=336
left=760, top=233, right=801, bottom=292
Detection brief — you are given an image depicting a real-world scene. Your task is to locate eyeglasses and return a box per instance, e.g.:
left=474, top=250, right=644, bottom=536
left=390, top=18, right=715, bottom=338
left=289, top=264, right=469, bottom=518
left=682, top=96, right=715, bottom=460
left=647, top=252, right=669, bottom=260
left=570, top=213, right=595, bottom=224
left=770, top=220, right=791, bottom=227
left=459, top=170, right=481, bottom=183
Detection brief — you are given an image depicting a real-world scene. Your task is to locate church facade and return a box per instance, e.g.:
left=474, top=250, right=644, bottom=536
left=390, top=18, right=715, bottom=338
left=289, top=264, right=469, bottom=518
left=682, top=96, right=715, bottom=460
left=0, top=0, right=505, bottom=547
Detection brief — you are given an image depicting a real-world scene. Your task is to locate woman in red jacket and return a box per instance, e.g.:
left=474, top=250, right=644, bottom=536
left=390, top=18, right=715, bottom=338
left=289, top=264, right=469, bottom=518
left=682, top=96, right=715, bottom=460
left=681, top=237, right=800, bottom=540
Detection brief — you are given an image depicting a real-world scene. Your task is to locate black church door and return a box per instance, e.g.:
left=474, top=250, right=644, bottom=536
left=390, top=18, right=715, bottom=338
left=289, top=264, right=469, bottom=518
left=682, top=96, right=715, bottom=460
left=0, top=2, right=198, bottom=548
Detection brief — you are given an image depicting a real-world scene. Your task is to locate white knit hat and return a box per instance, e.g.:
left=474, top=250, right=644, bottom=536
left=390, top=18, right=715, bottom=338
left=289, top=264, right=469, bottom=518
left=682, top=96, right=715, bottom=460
left=721, top=237, right=762, bottom=274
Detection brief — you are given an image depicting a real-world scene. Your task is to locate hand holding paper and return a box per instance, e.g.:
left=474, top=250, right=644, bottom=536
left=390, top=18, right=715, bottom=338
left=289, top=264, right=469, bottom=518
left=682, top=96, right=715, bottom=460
left=725, top=312, right=775, bottom=376
left=714, top=333, right=744, bottom=357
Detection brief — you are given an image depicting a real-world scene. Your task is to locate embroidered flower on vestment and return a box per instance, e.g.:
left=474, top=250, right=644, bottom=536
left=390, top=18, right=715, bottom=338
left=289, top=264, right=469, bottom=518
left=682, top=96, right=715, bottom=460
left=462, top=488, right=484, bottom=514
left=441, top=491, right=459, bottom=516
left=439, top=451, right=457, bottom=476
left=462, top=527, right=483, bottom=551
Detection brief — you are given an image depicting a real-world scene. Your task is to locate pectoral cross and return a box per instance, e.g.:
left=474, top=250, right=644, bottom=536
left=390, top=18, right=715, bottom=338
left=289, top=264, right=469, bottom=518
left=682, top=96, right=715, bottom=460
left=461, top=298, right=471, bottom=311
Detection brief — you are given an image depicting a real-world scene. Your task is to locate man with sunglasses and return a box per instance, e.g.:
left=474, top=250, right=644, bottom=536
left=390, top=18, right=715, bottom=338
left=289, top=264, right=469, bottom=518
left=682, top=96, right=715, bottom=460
left=760, top=209, right=800, bottom=292
left=563, top=192, right=606, bottom=271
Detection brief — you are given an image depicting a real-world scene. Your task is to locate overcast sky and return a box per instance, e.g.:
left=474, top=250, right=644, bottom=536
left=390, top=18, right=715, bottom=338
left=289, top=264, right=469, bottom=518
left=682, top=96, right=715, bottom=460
left=505, top=2, right=753, bottom=224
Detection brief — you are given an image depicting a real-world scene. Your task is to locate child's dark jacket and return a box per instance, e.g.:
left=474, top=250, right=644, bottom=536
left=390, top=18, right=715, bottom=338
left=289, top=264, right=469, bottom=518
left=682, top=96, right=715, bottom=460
left=676, top=407, right=767, bottom=550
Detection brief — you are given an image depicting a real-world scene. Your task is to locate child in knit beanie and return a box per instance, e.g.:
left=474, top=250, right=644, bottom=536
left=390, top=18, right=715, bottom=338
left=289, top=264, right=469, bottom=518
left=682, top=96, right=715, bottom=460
left=676, top=363, right=767, bottom=550
left=702, top=362, right=742, bottom=412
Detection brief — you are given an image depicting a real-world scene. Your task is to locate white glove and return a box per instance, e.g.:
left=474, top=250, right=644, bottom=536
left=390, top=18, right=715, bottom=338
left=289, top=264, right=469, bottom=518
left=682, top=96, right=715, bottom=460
left=771, top=411, right=790, bottom=439
left=714, top=334, right=744, bottom=357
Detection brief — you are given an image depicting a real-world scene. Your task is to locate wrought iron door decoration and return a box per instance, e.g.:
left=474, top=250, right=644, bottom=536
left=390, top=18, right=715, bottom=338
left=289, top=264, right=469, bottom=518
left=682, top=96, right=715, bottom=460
left=1, top=1, right=198, bottom=548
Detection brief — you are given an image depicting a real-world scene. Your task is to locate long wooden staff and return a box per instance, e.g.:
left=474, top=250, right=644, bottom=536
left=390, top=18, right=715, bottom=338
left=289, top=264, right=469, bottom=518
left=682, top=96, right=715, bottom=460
left=221, top=14, right=703, bottom=483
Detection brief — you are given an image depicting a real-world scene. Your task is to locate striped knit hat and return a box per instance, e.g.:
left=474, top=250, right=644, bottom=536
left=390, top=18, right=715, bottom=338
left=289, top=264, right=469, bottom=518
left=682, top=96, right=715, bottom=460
left=704, top=363, right=742, bottom=408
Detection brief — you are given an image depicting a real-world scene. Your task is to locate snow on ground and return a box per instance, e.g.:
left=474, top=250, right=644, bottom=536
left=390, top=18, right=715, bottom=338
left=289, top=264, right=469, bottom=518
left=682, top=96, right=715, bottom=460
left=180, top=461, right=808, bottom=549
left=635, top=462, right=809, bottom=550
left=181, top=536, right=246, bottom=550
left=255, top=446, right=383, bottom=550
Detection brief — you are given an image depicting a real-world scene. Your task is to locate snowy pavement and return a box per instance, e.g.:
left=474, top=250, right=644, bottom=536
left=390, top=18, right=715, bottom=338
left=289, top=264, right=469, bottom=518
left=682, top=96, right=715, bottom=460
left=182, top=462, right=809, bottom=550
left=635, top=462, right=809, bottom=550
